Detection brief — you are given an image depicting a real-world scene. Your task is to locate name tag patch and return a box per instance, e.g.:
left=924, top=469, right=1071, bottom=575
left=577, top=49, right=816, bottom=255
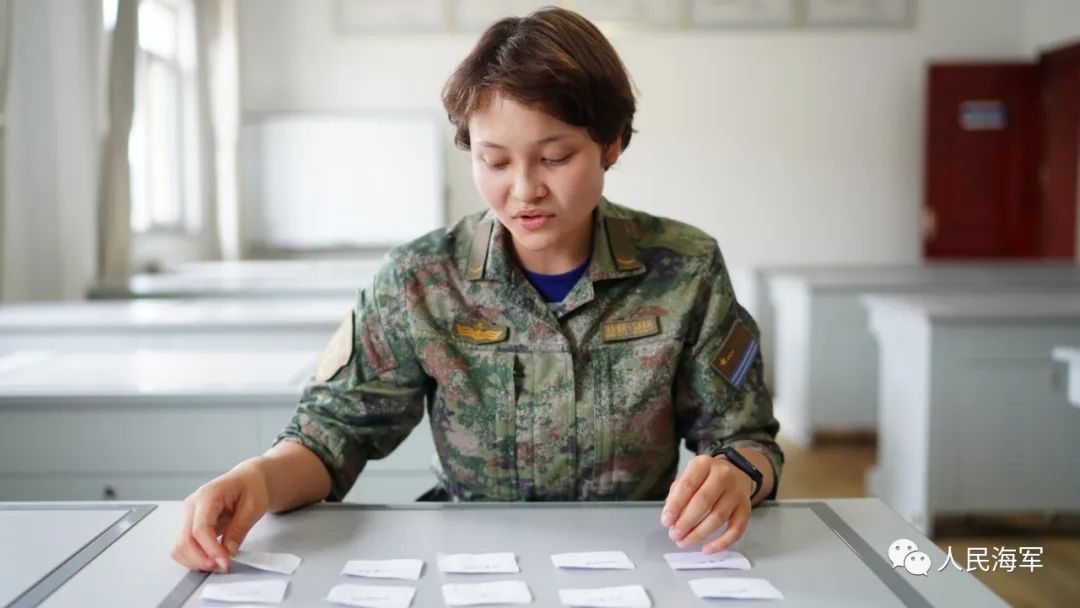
left=601, top=316, right=660, bottom=342
left=712, top=320, right=758, bottom=388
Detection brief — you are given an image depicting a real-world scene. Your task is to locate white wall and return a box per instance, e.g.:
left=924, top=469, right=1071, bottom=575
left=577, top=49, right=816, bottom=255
left=239, top=0, right=1030, bottom=269
left=2, top=0, right=100, bottom=301
left=238, top=0, right=476, bottom=245
left=0, top=0, right=1060, bottom=303
left=1023, top=0, right=1080, bottom=54
left=607, top=1, right=1024, bottom=267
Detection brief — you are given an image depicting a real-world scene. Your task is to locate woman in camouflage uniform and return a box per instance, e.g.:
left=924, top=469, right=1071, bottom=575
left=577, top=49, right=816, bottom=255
left=173, top=6, right=783, bottom=574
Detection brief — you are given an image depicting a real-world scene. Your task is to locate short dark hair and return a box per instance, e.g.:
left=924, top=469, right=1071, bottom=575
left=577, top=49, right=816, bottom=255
left=441, top=7, right=636, bottom=153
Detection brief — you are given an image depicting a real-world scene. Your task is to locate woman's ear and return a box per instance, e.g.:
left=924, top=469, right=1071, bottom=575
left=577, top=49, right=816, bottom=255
left=602, top=139, right=622, bottom=170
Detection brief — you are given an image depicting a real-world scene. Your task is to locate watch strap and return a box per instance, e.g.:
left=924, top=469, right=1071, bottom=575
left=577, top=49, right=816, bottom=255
left=711, top=446, right=764, bottom=500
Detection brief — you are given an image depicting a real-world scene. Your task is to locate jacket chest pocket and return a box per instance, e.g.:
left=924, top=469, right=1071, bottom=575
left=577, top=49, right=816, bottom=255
left=591, top=333, right=681, bottom=499
left=422, top=339, right=517, bottom=500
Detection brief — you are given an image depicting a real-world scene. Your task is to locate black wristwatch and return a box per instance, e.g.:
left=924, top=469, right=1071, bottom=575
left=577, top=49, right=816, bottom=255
left=711, top=446, right=764, bottom=500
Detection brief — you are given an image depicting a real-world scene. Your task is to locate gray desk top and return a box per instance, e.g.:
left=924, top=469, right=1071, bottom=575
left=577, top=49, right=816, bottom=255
left=1, top=499, right=1005, bottom=608
left=1, top=504, right=155, bottom=607
left=0, top=508, right=127, bottom=606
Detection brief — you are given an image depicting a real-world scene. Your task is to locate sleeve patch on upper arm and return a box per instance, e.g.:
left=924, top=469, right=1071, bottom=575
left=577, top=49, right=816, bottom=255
left=315, top=312, right=355, bottom=382
left=711, top=320, right=758, bottom=388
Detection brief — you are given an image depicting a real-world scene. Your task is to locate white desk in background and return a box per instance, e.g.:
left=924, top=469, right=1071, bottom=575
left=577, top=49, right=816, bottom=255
left=160, top=257, right=385, bottom=279
left=725, top=264, right=812, bottom=392
left=86, top=258, right=383, bottom=299
left=87, top=272, right=367, bottom=300
left=0, top=350, right=437, bottom=504
left=1052, top=346, right=1080, bottom=408
left=0, top=298, right=352, bottom=353
left=4, top=499, right=1006, bottom=607
left=767, top=263, right=1080, bottom=445
left=734, top=262, right=1061, bottom=392
left=864, top=293, right=1080, bottom=536
left=741, top=263, right=930, bottom=391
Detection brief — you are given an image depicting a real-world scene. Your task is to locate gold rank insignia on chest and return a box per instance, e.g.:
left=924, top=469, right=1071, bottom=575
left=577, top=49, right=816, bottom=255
left=601, top=316, right=660, bottom=342
left=453, top=319, right=509, bottom=344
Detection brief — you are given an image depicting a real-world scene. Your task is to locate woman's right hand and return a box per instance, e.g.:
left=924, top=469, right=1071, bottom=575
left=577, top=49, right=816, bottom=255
left=171, top=458, right=270, bottom=572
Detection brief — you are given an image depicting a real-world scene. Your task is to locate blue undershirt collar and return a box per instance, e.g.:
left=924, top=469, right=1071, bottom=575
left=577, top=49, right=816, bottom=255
left=522, top=256, right=591, bottom=303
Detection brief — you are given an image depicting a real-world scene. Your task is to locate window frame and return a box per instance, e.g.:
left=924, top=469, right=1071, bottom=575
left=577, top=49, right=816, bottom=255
left=128, top=0, right=202, bottom=237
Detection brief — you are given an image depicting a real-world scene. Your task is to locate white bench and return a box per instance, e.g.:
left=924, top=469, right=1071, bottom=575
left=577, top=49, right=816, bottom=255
left=767, top=263, right=1080, bottom=445
left=0, top=298, right=353, bottom=353
left=0, top=350, right=437, bottom=504
left=864, top=293, right=1080, bottom=535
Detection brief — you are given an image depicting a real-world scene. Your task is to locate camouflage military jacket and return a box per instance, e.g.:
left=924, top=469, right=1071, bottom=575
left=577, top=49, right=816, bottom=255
left=276, top=199, right=783, bottom=502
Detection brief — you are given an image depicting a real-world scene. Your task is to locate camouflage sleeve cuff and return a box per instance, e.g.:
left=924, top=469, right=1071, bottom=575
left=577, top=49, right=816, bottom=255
left=273, top=432, right=355, bottom=502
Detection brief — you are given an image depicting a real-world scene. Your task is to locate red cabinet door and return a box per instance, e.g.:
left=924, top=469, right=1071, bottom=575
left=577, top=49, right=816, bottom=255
left=923, top=64, right=1041, bottom=258
left=1039, top=42, right=1080, bottom=259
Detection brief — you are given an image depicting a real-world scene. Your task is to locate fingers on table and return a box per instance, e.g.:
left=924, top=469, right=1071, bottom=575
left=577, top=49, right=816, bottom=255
left=191, top=495, right=231, bottom=572
left=221, top=495, right=261, bottom=556
left=661, top=455, right=711, bottom=527
left=703, top=500, right=751, bottom=555
left=172, top=497, right=216, bottom=572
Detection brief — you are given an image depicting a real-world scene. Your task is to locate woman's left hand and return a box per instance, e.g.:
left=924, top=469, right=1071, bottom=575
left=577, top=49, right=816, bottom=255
left=660, top=454, right=755, bottom=554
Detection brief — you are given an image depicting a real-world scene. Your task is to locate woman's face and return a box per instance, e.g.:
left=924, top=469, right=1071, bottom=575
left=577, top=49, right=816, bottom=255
left=468, top=93, right=619, bottom=271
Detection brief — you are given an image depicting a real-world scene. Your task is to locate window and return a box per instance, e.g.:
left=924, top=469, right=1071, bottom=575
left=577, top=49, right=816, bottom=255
left=128, top=0, right=201, bottom=233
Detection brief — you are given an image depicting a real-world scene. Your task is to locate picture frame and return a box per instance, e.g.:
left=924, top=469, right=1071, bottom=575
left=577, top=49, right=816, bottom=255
left=453, top=0, right=550, bottom=32
left=802, top=0, right=913, bottom=27
left=561, top=0, right=681, bottom=30
left=334, top=0, right=917, bottom=34
left=690, top=0, right=798, bottom=28
left=455, top=0, right=681, bottom=32
left=337, top=0, right=448, bottom=34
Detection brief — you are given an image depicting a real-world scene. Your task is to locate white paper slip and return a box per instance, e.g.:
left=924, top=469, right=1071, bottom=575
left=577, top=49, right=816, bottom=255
left=200, top=579, right=288, bottom=604
left=663, top=550, right=752, bottom=571
left=551, top=551, right=635, bottom=570
left=558, top=584, right=651, bottom=608
left=325, top=583, right=416, bottom=608
left=231, top=550, right=302, bottom=575
left=437, top=552, right=520, bottom=574
left=441, top=581, right=532, bottom=606
left=342, top=559, right=424, bottom=580
left=689, top=577, right=784, bottom=600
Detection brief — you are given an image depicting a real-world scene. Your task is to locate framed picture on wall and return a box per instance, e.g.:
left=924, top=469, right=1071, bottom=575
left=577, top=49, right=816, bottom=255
left=561, top=0, right=681, bottom=29
left=690, top=0, right=797, bottom=28
left=455, top=0, right=680, bottom=32
left=803, top=0, right=913, bottom=27
left=337, top=0, right=447, bottom=34
left=454, top=0, right=550, bottom=32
